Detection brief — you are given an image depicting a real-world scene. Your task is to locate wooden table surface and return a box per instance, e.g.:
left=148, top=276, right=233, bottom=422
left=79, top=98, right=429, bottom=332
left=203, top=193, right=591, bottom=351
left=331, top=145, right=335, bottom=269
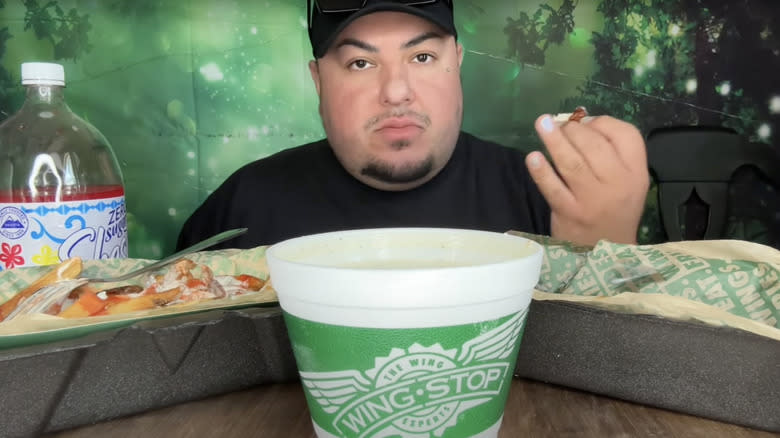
left=47, top=378, right=776, bottom=438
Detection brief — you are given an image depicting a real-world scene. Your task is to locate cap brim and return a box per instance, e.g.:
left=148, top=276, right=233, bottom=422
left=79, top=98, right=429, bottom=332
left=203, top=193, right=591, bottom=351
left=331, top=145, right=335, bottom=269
left=312, top=2, right=457, bottom=58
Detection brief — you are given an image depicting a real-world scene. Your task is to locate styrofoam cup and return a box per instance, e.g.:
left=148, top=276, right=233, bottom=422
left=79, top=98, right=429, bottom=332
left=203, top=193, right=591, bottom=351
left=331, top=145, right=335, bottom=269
left=266, top=228, right=543, bottom=438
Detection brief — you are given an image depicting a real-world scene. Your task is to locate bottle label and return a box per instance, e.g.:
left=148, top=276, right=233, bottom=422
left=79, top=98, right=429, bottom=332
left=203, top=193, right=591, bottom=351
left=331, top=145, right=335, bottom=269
left=0, top=196, right=128, bottom=269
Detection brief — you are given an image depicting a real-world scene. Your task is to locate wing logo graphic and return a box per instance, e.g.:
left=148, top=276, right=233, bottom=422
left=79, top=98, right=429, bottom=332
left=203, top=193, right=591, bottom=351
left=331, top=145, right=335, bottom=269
left=299, top=309, right=527, bottom=438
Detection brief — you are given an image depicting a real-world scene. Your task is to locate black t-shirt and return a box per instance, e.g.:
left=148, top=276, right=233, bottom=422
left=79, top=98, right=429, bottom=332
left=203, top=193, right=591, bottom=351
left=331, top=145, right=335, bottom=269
left=176, top=131, right=551, bottom=250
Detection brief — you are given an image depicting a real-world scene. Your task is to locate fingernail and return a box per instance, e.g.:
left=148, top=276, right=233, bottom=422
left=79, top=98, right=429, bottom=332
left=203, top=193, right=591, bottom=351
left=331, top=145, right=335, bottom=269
left=528, top=152, right=541, bottom=168
left=541, top=116, right=554, bottom=133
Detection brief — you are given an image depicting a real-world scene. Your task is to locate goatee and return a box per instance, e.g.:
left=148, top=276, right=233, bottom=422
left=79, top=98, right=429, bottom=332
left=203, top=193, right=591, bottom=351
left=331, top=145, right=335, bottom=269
left=361, top=155, right=434, bottom=185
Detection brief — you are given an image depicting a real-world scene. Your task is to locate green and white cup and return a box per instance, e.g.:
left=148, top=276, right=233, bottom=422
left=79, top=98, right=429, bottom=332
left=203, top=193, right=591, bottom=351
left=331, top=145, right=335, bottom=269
left=266, top=228, right=543, bottom=438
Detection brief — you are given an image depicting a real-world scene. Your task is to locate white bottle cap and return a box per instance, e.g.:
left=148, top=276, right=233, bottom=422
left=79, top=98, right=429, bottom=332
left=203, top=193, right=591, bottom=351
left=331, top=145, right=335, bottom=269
left=21, top=62, right=65, bottom=86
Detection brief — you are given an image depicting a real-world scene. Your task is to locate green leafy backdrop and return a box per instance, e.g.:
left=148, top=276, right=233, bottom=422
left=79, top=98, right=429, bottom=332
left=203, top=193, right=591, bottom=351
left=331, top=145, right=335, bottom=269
left=1, top=0, right=777, bottom=259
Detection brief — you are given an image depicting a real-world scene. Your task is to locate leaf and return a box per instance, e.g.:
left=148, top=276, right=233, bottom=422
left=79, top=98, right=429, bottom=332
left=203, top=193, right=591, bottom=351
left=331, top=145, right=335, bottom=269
left=503, top=0, right=580, bottom=67
left=22, top=0, right=92, bottom=60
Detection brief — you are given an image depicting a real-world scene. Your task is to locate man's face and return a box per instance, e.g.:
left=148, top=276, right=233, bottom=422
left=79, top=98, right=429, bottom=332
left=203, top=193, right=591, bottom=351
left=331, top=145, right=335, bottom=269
left=309, top=11, right=464, bottom=191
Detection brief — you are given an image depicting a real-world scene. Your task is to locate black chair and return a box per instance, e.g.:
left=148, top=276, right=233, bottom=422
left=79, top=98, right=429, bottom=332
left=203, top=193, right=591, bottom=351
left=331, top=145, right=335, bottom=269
left=646, top=126, right=780, bottom=246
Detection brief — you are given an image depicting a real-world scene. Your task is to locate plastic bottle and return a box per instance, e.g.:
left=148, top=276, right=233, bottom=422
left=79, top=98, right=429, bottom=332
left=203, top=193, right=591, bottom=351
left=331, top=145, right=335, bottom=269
left=0, top=62, right=128, bottom=269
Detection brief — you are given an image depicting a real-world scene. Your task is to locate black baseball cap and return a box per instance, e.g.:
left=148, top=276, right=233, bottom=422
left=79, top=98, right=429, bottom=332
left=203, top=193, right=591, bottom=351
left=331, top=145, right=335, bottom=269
left=308, top=0, right=457, bottom=59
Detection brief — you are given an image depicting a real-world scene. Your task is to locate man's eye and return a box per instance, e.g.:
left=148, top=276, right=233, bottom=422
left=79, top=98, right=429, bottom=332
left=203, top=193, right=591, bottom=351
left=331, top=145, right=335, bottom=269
left=414, top=53, right=434, bottom=63
left=349, top=59, right=372, bottom=70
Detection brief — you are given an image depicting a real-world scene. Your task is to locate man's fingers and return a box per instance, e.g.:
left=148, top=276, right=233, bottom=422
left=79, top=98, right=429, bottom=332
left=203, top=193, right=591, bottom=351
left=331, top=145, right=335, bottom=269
left=586, top=116, right=648, bottom=172
left=535, top=115, right=596, bottom=187
left=559, top=119, right=626, bottom=183
left=525, top=150, right=576, bottom=214
left=530, top=112, right=649, bottom=246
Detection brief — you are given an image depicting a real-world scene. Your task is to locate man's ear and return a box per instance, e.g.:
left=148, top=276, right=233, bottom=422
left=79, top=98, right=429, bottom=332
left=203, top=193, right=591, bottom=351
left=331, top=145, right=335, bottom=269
left=456, top=42, right=463, bottom=67
left=308, top=60, right=321, bottom=96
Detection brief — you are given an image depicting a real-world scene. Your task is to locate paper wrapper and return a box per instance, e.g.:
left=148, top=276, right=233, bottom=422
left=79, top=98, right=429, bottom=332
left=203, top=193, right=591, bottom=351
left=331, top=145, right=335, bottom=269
left=2, top=236, right=779, bottom=344
left=0, top=246, right=276, bottom=337
left=509, top=232, right=780, bottom=342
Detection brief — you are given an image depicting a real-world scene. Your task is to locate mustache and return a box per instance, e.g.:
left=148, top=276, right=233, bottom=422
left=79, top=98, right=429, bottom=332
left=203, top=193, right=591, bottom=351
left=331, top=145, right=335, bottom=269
left=364, top=109, right=431, bottom=130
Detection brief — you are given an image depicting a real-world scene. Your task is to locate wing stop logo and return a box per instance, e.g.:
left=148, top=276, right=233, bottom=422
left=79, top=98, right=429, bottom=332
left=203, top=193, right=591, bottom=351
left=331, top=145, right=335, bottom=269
left=300, top=310, right=526, bottom=438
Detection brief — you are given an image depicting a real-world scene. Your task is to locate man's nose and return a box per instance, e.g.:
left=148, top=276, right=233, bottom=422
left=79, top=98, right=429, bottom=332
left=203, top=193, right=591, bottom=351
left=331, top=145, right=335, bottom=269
left=379, top=65, right=414, bottom=106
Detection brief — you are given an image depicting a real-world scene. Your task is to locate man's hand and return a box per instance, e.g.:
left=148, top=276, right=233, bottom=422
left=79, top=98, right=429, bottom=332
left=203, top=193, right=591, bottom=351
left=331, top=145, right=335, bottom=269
left=525, top=114, right=650, bottom=246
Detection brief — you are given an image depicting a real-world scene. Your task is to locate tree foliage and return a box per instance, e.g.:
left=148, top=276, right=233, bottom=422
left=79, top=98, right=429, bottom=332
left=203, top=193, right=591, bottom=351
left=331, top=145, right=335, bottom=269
left=23, top=0, right=92, bottom=60
left=504, top=0, right=576, bottom=67
left=503, top=0, right=778, bottom=245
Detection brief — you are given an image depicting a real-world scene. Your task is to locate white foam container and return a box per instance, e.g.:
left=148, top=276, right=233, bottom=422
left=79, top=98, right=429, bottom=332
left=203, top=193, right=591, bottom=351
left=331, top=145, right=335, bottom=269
left=266, top=227, right=543, bottom=328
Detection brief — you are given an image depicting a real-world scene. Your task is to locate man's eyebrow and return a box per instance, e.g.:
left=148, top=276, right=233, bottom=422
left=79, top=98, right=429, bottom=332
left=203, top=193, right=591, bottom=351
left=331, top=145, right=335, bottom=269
left=335, top=31, right=445, bottom=53
left=335, top=38, right=378, bottom=53
left=402, top=31, right=444, bottom=49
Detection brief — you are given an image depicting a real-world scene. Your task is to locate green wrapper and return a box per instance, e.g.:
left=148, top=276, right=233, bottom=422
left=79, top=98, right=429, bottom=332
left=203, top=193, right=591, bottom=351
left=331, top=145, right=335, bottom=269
left=510, top=232, right=780, bottom=340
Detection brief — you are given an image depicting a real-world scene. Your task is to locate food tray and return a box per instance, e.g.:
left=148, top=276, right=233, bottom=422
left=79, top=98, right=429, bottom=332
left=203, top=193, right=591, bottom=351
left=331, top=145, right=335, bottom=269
left=2, top=299, right=777, bottom=437
left=1, top=306, right=298, bottom=438
left=515, top=299, right=779, bottom=432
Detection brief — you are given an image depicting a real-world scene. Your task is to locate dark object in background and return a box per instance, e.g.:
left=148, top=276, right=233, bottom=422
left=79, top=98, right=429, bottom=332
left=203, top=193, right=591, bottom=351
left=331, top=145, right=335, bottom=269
left=647, top=126, right=780, bottom=248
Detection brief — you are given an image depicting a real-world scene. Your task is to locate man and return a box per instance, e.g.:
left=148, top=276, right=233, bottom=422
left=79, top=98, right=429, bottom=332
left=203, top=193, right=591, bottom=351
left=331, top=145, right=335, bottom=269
left=176, top=0, right=649, bottom=251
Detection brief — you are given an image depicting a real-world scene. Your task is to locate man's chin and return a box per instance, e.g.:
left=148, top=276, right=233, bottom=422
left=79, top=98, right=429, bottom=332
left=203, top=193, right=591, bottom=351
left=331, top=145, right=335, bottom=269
left=360, top=157, right=434, bottom=186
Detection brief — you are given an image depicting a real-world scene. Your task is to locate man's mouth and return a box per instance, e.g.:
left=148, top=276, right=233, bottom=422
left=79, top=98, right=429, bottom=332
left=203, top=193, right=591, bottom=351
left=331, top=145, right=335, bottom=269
left=374, top=118, right=424, bottom=142
left=376, top=117, right=422, bottom=130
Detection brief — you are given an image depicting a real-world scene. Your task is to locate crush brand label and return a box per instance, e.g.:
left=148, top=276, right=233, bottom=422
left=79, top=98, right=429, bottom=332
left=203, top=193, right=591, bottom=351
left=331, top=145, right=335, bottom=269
left=0, top=196, right=127, bottom=268
left=294, top=309, right=527, bottom=438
